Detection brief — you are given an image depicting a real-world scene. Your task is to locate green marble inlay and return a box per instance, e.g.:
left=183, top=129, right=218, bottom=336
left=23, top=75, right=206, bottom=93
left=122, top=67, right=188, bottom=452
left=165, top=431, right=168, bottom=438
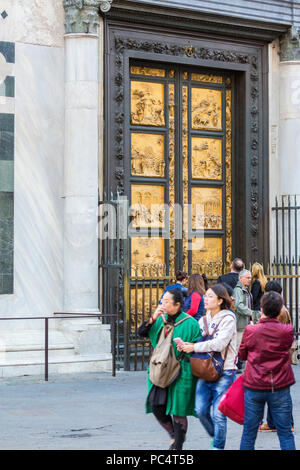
left=0, top=192, right=13, bottom=294
left=0, top=192, right=13, bottom=218
left=0, top=275, right=13, bottom=294
left=0, top=76, right=14, bottom=97
left=0, top=113, right=14, bottom=131
left=0, top=111, right=14, bottom=294
left=0, top=129, right=14, bottom=160
left=0, top=41, right=15, bottom=64
left=0, top=161, right=13, bottom=191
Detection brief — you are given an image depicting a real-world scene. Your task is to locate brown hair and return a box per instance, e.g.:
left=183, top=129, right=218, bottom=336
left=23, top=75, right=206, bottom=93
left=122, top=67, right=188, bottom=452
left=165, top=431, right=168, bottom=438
left=175, top=270, right=187, bottom=282
left=209, top=283, right=233, bottom=311
left=187, top=274, right=205, bottom=296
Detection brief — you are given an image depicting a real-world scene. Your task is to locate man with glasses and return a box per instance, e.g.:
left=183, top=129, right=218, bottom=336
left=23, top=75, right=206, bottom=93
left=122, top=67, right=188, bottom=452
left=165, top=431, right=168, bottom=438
left=233, top=269, right=258, bottom=372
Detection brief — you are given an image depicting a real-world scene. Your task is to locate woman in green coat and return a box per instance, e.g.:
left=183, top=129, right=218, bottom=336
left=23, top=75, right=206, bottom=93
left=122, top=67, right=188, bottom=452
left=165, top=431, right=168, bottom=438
left=138, top=288, right=201, bottom=450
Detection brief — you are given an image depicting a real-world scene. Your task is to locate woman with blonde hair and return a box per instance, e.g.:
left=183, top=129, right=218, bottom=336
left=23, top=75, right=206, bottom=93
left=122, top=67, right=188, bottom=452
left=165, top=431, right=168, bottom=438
left=251, top=262, right=268, bottom=311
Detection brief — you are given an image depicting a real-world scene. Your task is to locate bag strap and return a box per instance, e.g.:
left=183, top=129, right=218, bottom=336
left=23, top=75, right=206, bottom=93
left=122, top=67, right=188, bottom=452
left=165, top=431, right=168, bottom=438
left=203, top=315, right=210, bottom=337
left=203, top=314, right=233, bottom=339
left=203, top=314, right=233, bottom=358
left=174, top=315, right=192, bottom=327
left=161, top=314, right=192, bottom=327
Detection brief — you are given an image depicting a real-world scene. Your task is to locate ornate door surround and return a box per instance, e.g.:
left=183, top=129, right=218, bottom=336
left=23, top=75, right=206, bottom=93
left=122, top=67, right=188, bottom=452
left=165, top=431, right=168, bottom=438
left=104, top=23, right=269, bottom=267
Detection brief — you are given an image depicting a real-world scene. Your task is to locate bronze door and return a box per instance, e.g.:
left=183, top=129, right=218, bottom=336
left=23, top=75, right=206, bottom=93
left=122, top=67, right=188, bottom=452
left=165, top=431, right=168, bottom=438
left=129, top=63, right=232, bottom=279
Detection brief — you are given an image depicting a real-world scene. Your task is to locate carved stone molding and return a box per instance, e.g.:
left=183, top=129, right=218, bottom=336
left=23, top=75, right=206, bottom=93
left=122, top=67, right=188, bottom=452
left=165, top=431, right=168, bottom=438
left=63, top=0, right=112, bottom=34
left=279, top=26, right=300, bottom=62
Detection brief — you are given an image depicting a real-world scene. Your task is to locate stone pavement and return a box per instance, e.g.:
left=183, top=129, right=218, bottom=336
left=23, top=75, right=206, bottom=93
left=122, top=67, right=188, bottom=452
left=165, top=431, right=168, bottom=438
left=0, top=365, right=299, bottom=450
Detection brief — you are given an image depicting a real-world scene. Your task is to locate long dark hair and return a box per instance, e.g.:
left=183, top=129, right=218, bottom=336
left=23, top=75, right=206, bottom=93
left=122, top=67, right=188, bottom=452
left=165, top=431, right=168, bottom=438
left=209, top=283, right=233, bottom=311
left=201, top=273, right=208, bottom=291
left=187, top=274, right=206, bottom=296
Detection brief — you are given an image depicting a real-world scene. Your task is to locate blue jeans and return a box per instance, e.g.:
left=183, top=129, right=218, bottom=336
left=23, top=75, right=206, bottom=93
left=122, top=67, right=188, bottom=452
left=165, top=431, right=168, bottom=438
left=195, top=370, right=236, bottom=449
left=240, top=387, right=295, bottom=450
left=266, top=405, right=294, bottom=429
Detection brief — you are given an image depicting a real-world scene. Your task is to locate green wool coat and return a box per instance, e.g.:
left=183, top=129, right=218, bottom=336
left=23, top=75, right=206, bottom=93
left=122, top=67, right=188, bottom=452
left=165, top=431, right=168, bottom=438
left=146, top=312, right=201, bottom=417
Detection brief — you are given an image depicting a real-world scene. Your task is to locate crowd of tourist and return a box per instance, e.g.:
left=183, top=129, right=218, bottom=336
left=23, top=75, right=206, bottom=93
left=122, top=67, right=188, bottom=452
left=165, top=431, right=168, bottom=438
left=138, top=258, right=297, bottom=450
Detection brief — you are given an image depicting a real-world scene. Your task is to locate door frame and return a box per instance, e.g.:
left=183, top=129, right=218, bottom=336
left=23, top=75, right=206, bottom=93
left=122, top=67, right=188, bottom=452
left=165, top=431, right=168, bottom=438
left=104, top=19, right=269, bottom=266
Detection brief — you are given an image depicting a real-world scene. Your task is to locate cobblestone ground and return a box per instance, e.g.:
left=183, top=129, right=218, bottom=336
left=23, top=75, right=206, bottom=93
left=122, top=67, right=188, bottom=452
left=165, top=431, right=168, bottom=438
left=0, top=365, right=299, bottom=450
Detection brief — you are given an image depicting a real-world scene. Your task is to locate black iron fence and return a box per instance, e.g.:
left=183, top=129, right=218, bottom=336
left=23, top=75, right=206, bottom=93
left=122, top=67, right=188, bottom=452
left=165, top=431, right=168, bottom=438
left=128, top=263, right=300, bottom=370
left=272, top=195, right=300, bottom=264
left=100, top=194, right=300, bottom=371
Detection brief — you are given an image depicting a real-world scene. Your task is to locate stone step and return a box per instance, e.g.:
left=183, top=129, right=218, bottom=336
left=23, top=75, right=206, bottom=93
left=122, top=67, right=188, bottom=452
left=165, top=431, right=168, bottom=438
left=0, top=343, right=75, bottom=362
left=0, top=353, right=112, bottom=378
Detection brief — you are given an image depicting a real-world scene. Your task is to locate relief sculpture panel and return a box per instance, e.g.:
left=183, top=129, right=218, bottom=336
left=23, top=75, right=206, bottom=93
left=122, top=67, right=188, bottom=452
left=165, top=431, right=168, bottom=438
left=191, top=73, right=223, bottom=84
left=130, top=66, right=165, bottom=77
left=191, top=237, right=223, bottom=277
left=131, top=81, right=165, bottom=126
left=192, top=187, right=222, bottom=230
left=192, top=137, right=222, bottom=180
left=191, top=88, right=222, bottom=131
left=131, top=184, right=165, bottom=228
left=131, top=133, right=165, bottom=177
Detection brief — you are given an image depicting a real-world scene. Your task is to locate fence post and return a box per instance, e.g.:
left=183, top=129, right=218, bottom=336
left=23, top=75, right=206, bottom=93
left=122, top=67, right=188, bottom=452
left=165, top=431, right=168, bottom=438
left=45, top=318, right=49, bottom=382
left=112, top=315, right=116, bottom=377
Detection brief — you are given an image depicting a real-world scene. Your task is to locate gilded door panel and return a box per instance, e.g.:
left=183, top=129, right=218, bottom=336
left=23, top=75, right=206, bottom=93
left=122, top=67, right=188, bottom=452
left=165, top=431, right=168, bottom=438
left=191, top=88, right=222, bottom=130
left=131, top=81, right=165, bottom=126
left=168, top=83, right=175, bottom=273
left=131, top=237, right=165, bottom=275
left=225, top=89, right=232, bottom=267
left=130, top=66, right=166, bottom=77
left=131, top=184, right=165, bottom=228
left=191, top=187, right=223, bottom=230
left=182, top=85, right=189, bottom=272
left=191, top=73, right=223, bottom=84
left=131, top=133, right=165, bottom=177
left=191, top=137, right=222, bottom=180
left=128, top=64, right=232, bottom=277
left=191, top=237, right=223, bottom=277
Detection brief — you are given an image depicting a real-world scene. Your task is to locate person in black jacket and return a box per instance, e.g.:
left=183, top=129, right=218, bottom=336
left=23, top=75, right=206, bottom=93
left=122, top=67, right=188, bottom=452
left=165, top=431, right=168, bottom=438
left=251, top=262, right=267, bottom=311
left=217, top=258, right=245, bottom=290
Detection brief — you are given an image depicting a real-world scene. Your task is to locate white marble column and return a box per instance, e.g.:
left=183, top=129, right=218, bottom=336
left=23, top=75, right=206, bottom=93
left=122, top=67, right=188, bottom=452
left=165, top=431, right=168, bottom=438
left=278, top=60, right=300, bottom=195
left=269, top=29, right=300, bottom=262
left=277, top=27, right=300, bottom=195
left=63, top=32, right=100, bottom=312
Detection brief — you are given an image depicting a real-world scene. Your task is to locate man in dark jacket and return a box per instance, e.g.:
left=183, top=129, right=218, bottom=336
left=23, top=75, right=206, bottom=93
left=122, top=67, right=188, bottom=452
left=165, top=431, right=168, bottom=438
left=217, top=258, right=244, bottom=290
left=238, top=291, right=295, bottom=450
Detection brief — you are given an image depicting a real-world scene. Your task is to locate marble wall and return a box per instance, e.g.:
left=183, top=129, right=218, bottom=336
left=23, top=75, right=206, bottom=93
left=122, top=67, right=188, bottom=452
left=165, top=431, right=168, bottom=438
left=0, top=0, right=65, bottom=319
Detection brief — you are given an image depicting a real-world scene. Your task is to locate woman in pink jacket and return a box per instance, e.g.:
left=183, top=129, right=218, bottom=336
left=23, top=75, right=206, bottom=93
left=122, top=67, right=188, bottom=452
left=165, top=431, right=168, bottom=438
left=238, top=291, right=295, bottom=450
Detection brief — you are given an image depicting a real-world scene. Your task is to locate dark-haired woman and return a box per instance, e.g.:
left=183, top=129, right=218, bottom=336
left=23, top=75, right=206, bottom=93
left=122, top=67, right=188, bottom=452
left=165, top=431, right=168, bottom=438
left=183, top=274, right=206, bottom=321
left=138, top=288, right=201, bottom=450
left=239, top=291, right=295, bottom=450
left=159, top=270, right=188, bottom=304
left=178, top=284, right=237, bottom=450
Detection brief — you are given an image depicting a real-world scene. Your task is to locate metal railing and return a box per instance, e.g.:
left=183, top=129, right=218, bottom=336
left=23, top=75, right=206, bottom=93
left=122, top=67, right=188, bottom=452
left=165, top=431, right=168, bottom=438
left=0, top=313, right=117, bottom=381
left=272, top=195, right=300, bottom=264
left=264, top=262, right=300, bottom=336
